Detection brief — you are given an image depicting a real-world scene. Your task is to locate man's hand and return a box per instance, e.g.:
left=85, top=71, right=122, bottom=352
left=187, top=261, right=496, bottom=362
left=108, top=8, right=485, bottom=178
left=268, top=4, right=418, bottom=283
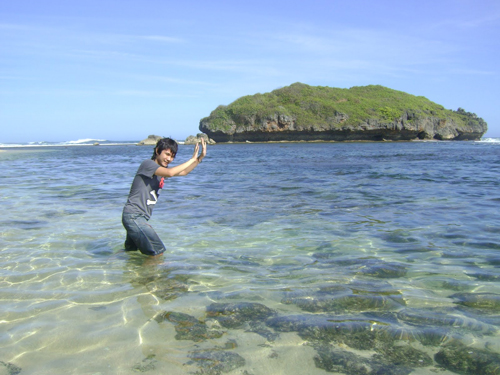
left=198, top=138, right=207, bottom=162
left=156, top=139, right=205, bottom=178
left=191, top=142, right=200, bottom=160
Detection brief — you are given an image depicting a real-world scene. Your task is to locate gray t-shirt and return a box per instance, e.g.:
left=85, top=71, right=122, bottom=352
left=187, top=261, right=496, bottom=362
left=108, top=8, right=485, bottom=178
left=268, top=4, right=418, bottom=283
left=123, top=159, right=164, bottom=220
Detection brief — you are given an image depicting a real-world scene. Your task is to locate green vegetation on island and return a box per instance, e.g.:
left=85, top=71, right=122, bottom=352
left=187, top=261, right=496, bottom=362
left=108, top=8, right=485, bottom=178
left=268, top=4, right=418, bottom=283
left=199, top=83, right=487, bottom=142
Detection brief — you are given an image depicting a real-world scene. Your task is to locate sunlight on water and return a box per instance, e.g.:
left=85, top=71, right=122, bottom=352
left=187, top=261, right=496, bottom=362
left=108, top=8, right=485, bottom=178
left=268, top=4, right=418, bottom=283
left=1, top=142, right=500, bottom=374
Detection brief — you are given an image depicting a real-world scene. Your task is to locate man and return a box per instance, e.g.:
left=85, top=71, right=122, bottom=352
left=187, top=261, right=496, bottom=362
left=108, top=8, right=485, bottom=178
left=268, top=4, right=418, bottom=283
left=122, top=137, right=206, bottom=256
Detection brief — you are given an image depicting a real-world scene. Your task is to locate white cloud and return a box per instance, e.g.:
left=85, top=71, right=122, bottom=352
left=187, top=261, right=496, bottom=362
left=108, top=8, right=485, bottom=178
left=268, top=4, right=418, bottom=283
left=137, top=75, right=216, bottom=86
left=430, top=11, right=500, bottom=30
left=450, top=68, right=496, bottom=76
left=141, top=35, right=184, bottom=43
left=115, top=89, right=197, bottom=98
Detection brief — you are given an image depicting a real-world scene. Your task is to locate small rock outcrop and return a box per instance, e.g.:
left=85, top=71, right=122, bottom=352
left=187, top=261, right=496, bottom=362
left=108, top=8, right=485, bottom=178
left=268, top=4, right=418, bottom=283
left=137, top=135, right=163, bottom=146
left=199, top=83, right=487, bottom=142
left=184, top=133, right=216, bottom=145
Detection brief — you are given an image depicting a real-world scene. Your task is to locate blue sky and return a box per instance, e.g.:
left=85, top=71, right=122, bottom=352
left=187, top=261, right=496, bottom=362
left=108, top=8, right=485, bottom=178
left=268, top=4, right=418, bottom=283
left=1, top=0, right=499, bottom=142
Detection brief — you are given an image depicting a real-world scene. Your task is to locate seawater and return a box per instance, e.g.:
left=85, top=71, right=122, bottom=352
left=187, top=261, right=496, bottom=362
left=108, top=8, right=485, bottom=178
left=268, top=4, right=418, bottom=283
left=1, top=141, right=499, bottom=375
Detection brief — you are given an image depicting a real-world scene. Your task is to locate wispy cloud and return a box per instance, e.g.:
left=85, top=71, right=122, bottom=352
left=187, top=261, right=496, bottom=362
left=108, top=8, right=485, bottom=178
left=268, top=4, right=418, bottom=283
left=0, top=75, right=37, bottom=80
left=429, top=11, right=500, bottom=30
left=141, top=35, right=184, bottom=43
left=450, top=68, right=496, bottom=76
left=169, top=59, right=283, bottom=76
left=0, top=22, right=41, bottom=31
left=138, top=75, right=216, bottom=86
left=115, top=90, right=197, bottom=98
left=268, top=27, right=454, bottom=64
left=70, top=49, right=137, bottom=59
left=0, top=88, right=101, bottom=96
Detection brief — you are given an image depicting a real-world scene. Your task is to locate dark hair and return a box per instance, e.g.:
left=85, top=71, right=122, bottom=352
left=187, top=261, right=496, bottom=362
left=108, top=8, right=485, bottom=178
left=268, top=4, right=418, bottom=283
left=152, top=138, right=178, bottom=160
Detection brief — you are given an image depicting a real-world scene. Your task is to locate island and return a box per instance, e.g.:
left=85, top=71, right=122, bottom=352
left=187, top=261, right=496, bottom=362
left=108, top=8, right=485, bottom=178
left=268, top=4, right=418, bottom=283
left=137, top=135, right=163, bottom=146
left=199, top=83, right=487, bottom=142
left=137, top=134, right=216, bottom=146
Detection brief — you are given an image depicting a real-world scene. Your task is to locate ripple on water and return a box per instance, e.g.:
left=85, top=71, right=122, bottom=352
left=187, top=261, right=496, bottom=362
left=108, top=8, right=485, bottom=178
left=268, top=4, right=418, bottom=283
left=1, top=143, right=500, bottom=374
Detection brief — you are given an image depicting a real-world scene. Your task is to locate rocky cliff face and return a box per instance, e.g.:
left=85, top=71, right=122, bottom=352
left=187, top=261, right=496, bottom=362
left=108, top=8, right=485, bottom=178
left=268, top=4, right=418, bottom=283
left=200, top=109, right=487, bottom=142
left=199, top=84, right=487, bottom=142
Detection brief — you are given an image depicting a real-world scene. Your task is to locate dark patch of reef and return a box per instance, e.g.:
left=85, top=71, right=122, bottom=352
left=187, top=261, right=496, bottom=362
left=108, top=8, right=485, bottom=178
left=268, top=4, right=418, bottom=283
left=130, top=267, right=500, bottom=374
left=150, top=295, right=499, bottom=374
left=0, top=361, right=22, bottom=375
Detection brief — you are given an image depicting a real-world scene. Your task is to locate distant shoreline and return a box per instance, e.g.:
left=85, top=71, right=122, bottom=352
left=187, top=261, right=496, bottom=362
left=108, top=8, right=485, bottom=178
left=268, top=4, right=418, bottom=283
left=0, top=143, right=138, bottom=149
left=1, top=137, right=497, bottom=150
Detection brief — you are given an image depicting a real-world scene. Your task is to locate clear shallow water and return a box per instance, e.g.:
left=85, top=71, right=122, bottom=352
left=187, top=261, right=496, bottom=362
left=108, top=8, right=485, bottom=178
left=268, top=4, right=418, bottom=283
left=1, top=141, right=500, bottom=375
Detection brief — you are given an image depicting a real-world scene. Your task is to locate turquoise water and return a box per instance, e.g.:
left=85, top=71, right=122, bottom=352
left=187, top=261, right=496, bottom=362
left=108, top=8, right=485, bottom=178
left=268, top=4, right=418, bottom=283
left=1, top=141, right=500, bottom=375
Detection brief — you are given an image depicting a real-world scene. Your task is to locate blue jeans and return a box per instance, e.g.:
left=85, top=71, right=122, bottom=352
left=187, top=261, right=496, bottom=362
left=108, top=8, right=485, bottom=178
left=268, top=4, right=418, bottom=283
left=122, top=212, right=166, bottom=256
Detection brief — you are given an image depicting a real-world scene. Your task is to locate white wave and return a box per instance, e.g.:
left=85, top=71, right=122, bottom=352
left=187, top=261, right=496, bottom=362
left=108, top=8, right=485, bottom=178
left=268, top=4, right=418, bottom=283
left=0, top=143, right=31, bottom=148
left=0, top=140, right=138, bottom=148
left=475, top=137, right=500, bottom=143
left=66, top=138, right=107, bottom=144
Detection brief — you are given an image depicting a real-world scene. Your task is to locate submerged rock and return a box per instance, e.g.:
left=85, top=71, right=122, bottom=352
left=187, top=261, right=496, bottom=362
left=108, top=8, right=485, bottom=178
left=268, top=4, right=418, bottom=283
left=266, top=314, right=391, bottom=350
left=381, top=325, right=454, bottom=347
left=314, top=347, right=374, bottom=374
left=435, top=342, right=500, bottom=375
left=451, top=293, right=500, bottom=311
left=439, top=279, right=476, bottom=292
left=357, top=262, right=408, bottom=278
left=0, top=361, right=22, bottom=375
left=314, top=345, right=414, bottom=375
left=206, top=302, right=276, bottom=329
left=397, top=308, right=497, bottom=335
left=373, top=345, right=433, bottom=367
left=188, top=350, right=245, bottom=374
left=343, top=280, right=404, bottom=296
left=131, top=354, right=157, bottom=372
left=202, top=290, right=265, bottom=302
left=485, top=257, right=500, bottom=266
left=155, top=311, right=222, bottom=342
left=247, top=320, right=279, bottom=342
left=282, top=293, right=405, bottom=313
left=266, top=312, right=466, bottom=351
left=132, top=273, right=189, bottom=301
left=466, top=271, right=500, bottom=282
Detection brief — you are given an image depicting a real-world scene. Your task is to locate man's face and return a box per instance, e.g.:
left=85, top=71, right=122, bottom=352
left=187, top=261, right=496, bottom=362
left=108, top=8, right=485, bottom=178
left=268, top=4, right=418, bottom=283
left=156, top=148, right=175, bottom=167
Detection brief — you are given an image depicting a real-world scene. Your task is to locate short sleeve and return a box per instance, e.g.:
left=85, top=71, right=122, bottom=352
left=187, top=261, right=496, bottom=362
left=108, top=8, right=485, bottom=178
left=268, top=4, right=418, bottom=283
left=137, top=160, right=160, bottom=179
